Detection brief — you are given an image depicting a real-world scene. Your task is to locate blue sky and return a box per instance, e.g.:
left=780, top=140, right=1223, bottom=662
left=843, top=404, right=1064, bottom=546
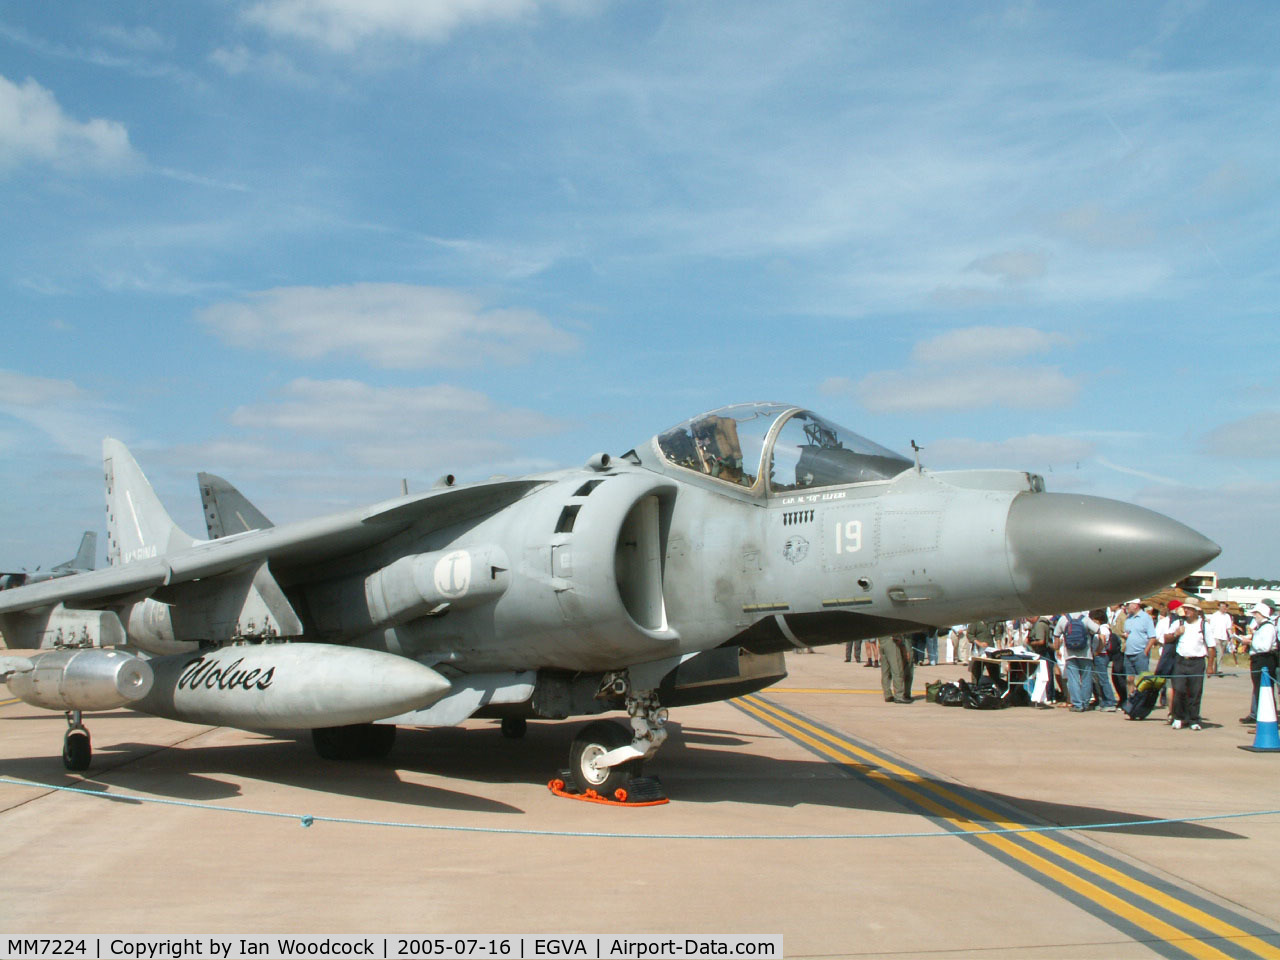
left=1, top=0, right=1278, bottom=576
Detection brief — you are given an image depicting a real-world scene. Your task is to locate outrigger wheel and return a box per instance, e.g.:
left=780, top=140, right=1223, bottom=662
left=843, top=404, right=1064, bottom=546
left=63, top=725, right=91, bottom=772
left=500, top=717, right=527, bottom=739
left=569, top=719, right=642, bottom=795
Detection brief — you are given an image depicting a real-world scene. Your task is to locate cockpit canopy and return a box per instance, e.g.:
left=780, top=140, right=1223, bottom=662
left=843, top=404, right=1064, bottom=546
left=654, top=403, right=911, bottom=494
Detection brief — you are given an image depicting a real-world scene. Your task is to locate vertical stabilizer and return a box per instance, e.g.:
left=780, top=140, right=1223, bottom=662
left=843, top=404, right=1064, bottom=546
left=198, top=472, right=274, bottom=539
left=54, top=531, right=98, bottom=572
left=104, top=439, right=197, bottom=565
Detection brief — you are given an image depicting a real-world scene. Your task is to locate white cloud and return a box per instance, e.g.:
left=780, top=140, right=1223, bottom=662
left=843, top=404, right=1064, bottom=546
left=927, top=434, right=1097, bottom=470
left=242, top=0, right=590, bottom=51
left=0, top=369, right=80, bottom=408
left=0, top=74, right=138, bottom=173
left=197, top=283, right=579, bottom=368
left=228, top=378, right=567, bottom=471
left=1200, top=411, right=1280, bottom=458
left=843, top=326, right=1081, bottom=413
left=854, top=365, right=1080, bottom=414
left=1094, top=457, right=1181, bottom=486
left=207, top=44, right=325, bottom=90
left=910, top=326, right=1069, bottom=367
left=0, top=369, right=116, bottom=455
left=1132, top=478, right=1278, bottom=576
left=966, top=249, right=1048, bottom=285
left=98, top=25, right=169, bottom=52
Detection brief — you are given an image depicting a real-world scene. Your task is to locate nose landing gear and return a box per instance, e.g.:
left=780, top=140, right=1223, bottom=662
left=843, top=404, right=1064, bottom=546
left=556, top=673, right=669, bottom=804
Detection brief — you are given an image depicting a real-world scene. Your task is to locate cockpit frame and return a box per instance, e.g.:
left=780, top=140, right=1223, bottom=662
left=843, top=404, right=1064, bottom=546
left=651, top=403, right=912, bottom=498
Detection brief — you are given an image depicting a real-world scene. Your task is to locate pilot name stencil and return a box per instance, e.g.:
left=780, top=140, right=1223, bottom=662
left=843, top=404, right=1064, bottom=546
left=780, top=491, right=847, bottom=506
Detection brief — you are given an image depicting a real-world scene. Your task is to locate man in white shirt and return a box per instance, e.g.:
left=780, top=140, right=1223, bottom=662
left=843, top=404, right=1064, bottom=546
left=1168, top=598, right=1208, bottom=730
left=1206, top=601, right=1233, bottom=677
left=1239, top=602, right=1279, bottom=724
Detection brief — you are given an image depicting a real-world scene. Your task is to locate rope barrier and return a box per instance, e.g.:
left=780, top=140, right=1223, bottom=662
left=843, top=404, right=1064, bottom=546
left=2, top=775, right=1277, bottom=840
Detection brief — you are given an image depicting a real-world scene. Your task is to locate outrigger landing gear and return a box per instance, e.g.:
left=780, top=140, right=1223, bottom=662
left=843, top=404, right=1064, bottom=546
left=62, top=710, right=91, bottom=772
left=500, top=716, right=527, bottom=739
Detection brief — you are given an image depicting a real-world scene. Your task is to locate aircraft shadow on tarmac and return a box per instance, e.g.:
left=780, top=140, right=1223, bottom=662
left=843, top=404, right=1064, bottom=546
left=0, top=719, right=1246, bottom=839
left=0, top=735, right=522, bottom=814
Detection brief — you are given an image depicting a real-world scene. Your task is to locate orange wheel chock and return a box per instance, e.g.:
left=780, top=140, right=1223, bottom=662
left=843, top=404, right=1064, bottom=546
left=546, top=779, right=668, bottom=806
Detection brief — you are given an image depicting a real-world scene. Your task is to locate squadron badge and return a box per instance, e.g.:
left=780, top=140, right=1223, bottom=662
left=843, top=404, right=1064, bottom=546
left=783, top=536, right=809, bottom=563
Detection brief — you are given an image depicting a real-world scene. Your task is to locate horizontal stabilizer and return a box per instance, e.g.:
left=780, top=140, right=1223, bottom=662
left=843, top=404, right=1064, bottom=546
left=198, top=472, right=274, bottom=539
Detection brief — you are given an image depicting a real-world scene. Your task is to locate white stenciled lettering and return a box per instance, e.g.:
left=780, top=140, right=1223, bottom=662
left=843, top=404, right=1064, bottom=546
left=834, top=519, right=862, bottom=554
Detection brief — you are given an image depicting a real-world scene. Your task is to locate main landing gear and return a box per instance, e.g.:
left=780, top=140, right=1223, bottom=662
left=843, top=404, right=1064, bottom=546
left=62, top=709, right=91, bottom=772
left=563, top=674, right=669, bottom=802
left=311, top=722, right=396, bottom=761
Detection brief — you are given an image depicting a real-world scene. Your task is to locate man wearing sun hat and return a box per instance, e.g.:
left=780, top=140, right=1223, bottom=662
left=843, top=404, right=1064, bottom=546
left=1238, top=602, right=1278, bottom=725
left=1167, top=598, right=1208, bottom=730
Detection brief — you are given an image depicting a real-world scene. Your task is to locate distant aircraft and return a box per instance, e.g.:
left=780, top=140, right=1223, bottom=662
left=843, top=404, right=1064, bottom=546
left=0, top=404, right=1218, bottom=794
left=0, top=531, right=97, bottom=591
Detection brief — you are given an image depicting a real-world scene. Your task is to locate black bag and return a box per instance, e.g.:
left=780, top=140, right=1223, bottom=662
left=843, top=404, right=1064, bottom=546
left=959, top=678, right=1005, bottom=710
left=1129, top=640, right=1179, bottom=719
left=936, top=681, right=965, bottom=706
left=1124, top=687, right=1159, bottom=720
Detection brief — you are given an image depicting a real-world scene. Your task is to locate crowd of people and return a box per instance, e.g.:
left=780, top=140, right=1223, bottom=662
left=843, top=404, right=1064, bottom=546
left=843, top=598, right=1279, bottom=727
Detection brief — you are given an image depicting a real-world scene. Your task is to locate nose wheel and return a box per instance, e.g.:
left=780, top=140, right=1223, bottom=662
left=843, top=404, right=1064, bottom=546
left=565, top=678, right=670, bottom=796
left=62, top=711, right=91, bottom=772
left=569, top=720, right=641, bottom=794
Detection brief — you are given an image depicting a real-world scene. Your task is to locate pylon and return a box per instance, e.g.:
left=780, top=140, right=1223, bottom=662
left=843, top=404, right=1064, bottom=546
left=1240, top=667, right=1280, bottom=753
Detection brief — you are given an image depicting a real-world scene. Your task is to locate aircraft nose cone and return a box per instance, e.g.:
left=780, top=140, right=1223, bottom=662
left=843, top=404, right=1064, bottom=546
left=1006, top=493, right=1220, bottom=613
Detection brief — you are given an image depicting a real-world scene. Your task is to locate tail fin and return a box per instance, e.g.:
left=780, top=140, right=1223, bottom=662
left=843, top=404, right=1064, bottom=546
left=53, top=531, right=98, bottom=572
left=198, top=472, right=274, bottom=538
left=104, top=439, right=197, bottom=566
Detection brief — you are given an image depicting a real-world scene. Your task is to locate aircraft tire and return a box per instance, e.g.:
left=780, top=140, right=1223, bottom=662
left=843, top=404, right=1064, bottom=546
left=363, top=723, right=396, bottom=759
left=312, top=723, right=394, bottom=761
left=62, top=728, right=91, bottom=772
left=500, top=717, right=527, bottom=739
left=569, top=720, right=640, bottom=795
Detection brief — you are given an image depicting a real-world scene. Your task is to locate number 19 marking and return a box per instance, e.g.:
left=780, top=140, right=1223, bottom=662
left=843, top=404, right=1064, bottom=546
left=834, top=519, right=862, bottom=554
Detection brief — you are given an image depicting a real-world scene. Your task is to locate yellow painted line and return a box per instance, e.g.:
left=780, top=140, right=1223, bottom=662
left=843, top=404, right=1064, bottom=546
left=738, top=695, right=1276, bottom=960
left=756, top=698, right=1280, bottom=960
left=0, top=698, right=20, bottom=707
left=768, top=688, right=888, bottom=695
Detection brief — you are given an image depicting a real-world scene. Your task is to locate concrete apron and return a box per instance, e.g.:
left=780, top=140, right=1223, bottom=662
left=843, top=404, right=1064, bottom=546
left=0, top=649, right=1276, bottom=959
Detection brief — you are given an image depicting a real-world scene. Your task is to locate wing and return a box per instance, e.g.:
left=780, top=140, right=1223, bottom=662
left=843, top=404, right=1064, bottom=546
left=0, top=478, right=544, bottom=617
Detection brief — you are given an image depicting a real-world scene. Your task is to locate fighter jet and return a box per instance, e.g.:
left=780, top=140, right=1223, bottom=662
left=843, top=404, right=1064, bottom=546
left=0, top=403, right=1218, bottom=795
left=0, top=531, right=97, bottom=591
